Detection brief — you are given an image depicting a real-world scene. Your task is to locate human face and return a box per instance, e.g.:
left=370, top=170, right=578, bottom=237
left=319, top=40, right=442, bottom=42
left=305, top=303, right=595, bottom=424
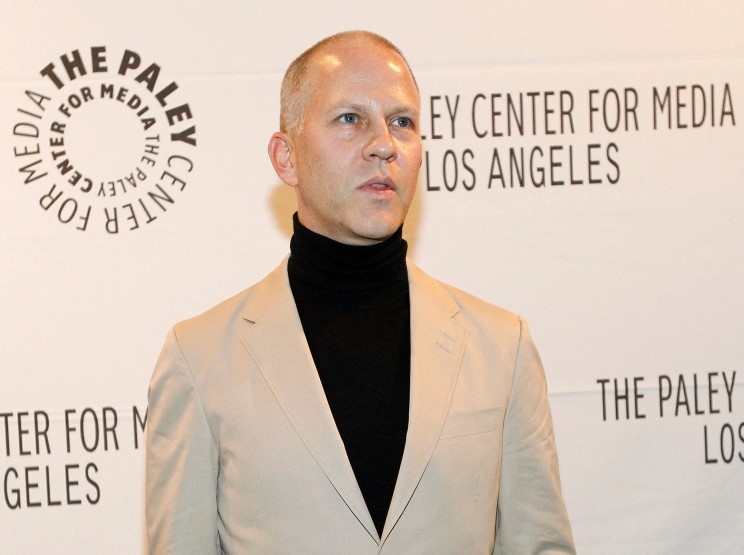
left=288, top=40, right=422, bottom=245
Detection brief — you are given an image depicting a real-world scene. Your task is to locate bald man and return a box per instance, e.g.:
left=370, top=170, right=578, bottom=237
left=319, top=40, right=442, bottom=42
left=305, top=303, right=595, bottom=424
left=146, top=31, right=575, bottom=554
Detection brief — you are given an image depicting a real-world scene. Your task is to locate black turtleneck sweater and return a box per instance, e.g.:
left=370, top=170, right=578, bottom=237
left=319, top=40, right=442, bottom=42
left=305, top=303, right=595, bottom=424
left=287, top=214, right=411, bottom=536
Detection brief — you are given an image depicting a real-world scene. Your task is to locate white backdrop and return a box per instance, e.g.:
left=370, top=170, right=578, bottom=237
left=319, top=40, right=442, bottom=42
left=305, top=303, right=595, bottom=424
left=2, top=2, right=743, bottom=553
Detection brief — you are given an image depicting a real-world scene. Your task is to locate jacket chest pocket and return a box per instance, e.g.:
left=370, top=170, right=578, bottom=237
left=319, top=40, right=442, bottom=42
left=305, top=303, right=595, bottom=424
left=440, top=407, right=504, bottom=439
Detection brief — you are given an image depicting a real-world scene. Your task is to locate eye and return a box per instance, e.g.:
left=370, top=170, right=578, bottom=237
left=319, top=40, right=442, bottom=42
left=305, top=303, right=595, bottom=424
left=338, top=113, right=358, bottom=124
left=392, top=116, right=414, bottom=128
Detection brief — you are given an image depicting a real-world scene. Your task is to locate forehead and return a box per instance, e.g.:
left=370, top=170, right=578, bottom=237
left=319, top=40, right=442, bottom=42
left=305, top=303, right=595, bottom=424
left=306, top=40, right=419, bottom=108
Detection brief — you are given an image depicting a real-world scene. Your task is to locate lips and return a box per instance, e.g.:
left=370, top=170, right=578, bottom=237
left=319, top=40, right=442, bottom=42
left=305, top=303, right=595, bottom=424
left=359, top=176, right=397, bottom=192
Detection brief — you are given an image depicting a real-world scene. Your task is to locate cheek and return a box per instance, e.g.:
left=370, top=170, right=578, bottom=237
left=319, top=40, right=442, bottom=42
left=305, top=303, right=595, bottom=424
left=400, top=143, right=423, bottom=170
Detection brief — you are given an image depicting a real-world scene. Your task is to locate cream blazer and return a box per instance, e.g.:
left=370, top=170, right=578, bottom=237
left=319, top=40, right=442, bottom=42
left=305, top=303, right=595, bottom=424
left=146, top=259, right=575, bottom=554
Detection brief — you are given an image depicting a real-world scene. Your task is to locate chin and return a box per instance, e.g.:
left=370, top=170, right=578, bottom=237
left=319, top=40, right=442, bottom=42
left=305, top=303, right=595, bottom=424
left=352, top=220, right=401, bottom=244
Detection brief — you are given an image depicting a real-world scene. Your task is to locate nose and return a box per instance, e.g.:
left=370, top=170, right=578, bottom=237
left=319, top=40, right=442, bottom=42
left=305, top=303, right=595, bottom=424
left=362, top=121, right=397, bottom=163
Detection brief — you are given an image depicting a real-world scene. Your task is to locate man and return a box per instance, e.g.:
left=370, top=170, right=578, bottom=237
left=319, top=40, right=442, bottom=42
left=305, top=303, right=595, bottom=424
left=146, top=31, right=575, bottom=554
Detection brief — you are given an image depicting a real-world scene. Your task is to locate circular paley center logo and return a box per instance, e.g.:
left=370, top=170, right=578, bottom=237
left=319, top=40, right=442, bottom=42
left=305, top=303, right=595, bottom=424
left=11, top=46, right=197, bottom=234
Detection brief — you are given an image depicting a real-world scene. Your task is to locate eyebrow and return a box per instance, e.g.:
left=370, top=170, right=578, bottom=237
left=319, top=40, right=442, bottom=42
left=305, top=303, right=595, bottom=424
left=332, top=102, right=419, bottom=116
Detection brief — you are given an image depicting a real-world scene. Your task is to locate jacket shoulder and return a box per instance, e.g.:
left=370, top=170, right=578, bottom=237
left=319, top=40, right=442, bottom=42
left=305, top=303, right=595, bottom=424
left=408, top=259, right=523, bottom=332
left=170, top=260, right=286, bottom=350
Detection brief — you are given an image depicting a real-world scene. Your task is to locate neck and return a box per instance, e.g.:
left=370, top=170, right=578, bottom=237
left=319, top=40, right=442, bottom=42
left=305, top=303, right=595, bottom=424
left=287, top=212, right=408, bottom=292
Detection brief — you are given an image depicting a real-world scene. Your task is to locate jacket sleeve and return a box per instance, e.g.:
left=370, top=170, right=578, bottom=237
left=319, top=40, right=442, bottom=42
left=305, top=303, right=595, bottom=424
left=493, top=318, right=576, bottom=554
left=146, top=327, right=220, bottom=554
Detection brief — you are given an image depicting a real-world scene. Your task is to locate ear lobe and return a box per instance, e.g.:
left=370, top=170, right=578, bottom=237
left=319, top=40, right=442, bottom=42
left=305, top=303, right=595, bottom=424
left=268, top=132, right=299, bottom=187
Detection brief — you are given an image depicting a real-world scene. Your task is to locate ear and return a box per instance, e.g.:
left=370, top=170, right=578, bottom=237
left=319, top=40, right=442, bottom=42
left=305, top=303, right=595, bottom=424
left=267, top=132, right=299, bottom=187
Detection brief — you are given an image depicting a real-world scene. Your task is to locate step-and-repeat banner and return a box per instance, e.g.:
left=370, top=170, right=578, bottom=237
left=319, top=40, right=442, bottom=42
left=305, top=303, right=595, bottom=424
left=2, top=2, right=742, bottom=553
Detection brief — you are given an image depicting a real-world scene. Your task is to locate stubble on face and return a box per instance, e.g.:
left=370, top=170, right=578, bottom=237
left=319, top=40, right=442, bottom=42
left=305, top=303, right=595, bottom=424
left=289, top=38, right=422, bottom=246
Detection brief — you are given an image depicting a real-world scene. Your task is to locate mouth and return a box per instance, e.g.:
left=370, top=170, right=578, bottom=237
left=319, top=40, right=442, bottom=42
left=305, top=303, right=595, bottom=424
left=359, top=176, right=397, bottom=192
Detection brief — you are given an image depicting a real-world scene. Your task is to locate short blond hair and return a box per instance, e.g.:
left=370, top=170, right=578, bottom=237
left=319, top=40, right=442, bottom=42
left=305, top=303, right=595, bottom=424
left=279, top=30, right=418, bottom=136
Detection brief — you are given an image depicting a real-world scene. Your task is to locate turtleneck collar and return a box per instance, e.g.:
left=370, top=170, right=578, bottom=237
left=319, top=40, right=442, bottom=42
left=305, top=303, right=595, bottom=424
left=287, top=213, right=408, bottom=292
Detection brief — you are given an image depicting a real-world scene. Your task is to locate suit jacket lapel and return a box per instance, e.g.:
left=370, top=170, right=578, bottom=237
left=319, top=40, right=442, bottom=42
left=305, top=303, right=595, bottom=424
left=382, top=261, right=468, bottom=542
left=239, top=259, right=378, bottom=541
